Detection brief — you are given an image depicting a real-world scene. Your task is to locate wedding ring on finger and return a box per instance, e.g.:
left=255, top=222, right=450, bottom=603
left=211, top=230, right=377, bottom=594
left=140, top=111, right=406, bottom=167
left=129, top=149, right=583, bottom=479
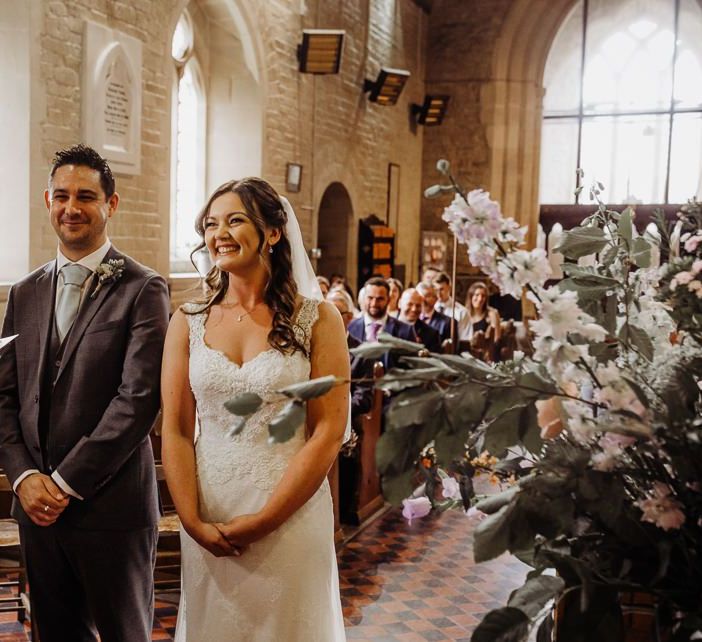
left=43, top=505, right=50, bottom=513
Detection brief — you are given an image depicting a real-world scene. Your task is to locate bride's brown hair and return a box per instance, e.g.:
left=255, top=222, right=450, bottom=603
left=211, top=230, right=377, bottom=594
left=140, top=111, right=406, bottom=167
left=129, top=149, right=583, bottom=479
left=185, top=177, right=306, bottom=357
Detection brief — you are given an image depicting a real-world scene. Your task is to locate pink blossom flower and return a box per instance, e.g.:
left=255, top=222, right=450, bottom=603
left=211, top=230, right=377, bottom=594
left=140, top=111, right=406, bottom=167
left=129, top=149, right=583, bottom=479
left=692, top=259, right=702, bottom=274
left=441, top=476, right=462, bottom=500
left=675, top=271, right=694, bottom=285
left=688, top=280, right=702, bottom=292
left=684, top=233, right=702, bottom=252
left=401, top=496, right=432, bottom=525
left=638, top=482, right=686, bottom=531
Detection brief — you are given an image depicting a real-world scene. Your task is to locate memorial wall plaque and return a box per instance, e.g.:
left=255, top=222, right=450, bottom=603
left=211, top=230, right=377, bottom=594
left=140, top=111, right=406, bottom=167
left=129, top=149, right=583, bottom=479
left=82, top=21, right=142, bottom=175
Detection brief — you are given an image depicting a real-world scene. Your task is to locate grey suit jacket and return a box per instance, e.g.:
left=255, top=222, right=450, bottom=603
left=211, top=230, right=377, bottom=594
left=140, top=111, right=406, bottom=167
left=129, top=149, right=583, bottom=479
left=0, top=246, right=169, bottom=529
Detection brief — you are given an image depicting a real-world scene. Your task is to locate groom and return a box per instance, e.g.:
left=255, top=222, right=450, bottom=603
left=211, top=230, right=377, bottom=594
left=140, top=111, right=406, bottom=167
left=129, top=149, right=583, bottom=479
left=0, top=145, right=169, bottom=641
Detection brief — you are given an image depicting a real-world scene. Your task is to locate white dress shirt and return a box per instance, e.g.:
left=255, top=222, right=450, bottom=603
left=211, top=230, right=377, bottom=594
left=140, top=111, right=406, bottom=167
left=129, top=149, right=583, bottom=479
left=435, top=297, right=470, bottom=337
left=13, top=239, right=112, bottom=500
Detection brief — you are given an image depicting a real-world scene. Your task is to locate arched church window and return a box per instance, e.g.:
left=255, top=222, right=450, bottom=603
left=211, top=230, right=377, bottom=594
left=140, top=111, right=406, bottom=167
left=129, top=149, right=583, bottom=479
left=170, top=10, right=206, bottom=273
left=540, top=0, right=702, bottom=207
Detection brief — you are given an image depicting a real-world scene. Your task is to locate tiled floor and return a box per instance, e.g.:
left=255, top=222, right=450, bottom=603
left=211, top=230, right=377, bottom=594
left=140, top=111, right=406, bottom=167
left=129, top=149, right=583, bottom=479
left=0, top=508, right=528, bottom=641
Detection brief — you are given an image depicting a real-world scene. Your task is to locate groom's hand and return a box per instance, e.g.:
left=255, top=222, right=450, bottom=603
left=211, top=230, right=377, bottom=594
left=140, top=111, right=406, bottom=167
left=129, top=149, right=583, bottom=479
left=16, top=474, right=69, bottom=526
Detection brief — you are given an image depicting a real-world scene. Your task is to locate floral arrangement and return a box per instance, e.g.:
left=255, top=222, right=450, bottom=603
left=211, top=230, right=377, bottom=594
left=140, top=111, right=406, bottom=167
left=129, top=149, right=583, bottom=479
left=353, top=162, right=702, bottom=641
left=90, top=258, right=125, bottom=298
left=224, top=160, right=702, bottom=640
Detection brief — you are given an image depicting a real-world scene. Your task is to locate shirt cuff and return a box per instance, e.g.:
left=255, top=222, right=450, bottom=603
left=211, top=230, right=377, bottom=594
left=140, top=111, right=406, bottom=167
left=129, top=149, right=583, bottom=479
left=12, top=469, right=40, bottom=494
left=51, top=471, right=84, bottom=500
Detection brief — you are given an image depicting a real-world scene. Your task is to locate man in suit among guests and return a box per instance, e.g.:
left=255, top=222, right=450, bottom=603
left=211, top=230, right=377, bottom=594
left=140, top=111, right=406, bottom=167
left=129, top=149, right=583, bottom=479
left=416, top=282, right=458, bottom=351
left=347, top=276, right=415, bottom=368
left=0, top=145, right=169, bottom=642
left=327, top=289, right=373, bottom=416
left=397, top=288, right=441, bottom=353
left=432, top=271, right=470, bottom=338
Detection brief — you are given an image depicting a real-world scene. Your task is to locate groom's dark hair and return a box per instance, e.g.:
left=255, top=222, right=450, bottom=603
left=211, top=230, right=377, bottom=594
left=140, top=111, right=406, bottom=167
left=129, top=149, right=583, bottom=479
left=49, top=144, right=116, bottom=199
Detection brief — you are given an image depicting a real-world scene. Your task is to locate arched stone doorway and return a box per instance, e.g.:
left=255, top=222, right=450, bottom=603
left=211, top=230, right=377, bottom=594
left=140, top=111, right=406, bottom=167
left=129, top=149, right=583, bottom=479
left=485, top=0, right=578, bottom=245
left=316, top=182, right=353, bottom=285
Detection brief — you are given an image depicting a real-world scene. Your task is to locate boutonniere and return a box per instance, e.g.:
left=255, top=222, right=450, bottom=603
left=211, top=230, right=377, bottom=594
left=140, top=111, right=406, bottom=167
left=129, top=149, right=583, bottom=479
left=90, top=259, right=125, bottom=299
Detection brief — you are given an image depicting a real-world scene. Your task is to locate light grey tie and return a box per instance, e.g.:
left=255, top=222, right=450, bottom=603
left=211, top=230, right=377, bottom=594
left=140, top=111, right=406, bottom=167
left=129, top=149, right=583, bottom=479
left=56, top=264, right=91, bottom=342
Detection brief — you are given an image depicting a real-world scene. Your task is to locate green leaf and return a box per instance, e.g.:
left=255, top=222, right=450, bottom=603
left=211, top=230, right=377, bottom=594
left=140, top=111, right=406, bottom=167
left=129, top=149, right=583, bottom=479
left=471, top=607, right=529, bottom=642
left=380, top=469, right=415, bottom=506
left=434, top=414, right=471, bottom=466
left=618, top=207, right=633, bottom=244
left=473, top=503, right=514, bottom=563
left=555, top=226, right=608, bottom=260
left=375, top=426, right=418, bottom=475
left=377, top=331, right=424, bottom=353
left=600, top=243, right=619, bottom=267
left=349, top=342, right=390, bottom=360
left=558, top=278, right=613, bottom=300
left=483, top=406, right=523, bottom=455
left=618, top=323, right=653, bottom=361
left=436, top=353, right=508, bottom=380
left=475, top=485, right=520, bottom=514
left=508, top=575, right=565, bottom=619
left=515, top=370, right=559, bottom=397
left=278, top=375, right=345, bottom=401
left=267, top=400, right=306, bottom=443
left=631, top=236, right=651, bottom=268
left=444, top=384, right=487, bottom=428
left=561, top=264, right=618, bottom=285
left=386, top=389, right=444, bottom=430
left=518, top=403, right=542, bottom=455
left=227, top=415, right=247, bottom=437
left=379, top=367, right=452, bottom=393
left=224, top=392, right=263, bottom=416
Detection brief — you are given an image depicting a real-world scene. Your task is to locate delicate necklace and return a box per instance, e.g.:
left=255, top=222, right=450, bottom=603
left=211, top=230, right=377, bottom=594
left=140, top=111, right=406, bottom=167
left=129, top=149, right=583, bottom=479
left=221, top=298, right=265, bottom=322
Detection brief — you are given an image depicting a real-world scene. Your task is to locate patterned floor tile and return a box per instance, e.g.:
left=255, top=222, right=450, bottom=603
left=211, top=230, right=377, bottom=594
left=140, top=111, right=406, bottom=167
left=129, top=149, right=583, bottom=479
left=0, top=507, right=529, bottom=641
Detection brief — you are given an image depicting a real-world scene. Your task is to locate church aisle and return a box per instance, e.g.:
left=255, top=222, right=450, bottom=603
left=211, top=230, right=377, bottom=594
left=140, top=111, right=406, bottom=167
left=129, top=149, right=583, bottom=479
left=339, top=507, right=529, bottom=641
left=0, top=508, right=528, bottom=641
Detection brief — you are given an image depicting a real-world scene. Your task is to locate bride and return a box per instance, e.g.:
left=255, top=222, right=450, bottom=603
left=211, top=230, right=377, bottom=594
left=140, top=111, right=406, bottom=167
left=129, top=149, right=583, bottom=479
left=160, top=177, right=349, bottom=641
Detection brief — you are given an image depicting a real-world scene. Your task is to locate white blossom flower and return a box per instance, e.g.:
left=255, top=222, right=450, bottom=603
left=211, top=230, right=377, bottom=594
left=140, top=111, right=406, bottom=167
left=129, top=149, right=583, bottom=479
left=494, top=248, right=552, bottom=298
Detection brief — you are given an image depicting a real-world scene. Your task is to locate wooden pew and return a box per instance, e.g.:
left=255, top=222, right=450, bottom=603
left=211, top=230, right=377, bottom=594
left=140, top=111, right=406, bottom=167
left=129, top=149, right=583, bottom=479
left=354, top=361, right=386, bottom=523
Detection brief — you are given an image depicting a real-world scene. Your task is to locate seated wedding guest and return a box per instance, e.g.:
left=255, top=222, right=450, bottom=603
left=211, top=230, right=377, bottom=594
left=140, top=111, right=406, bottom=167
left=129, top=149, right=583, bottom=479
left=357, top=285, right=367, bottom=313
left=386, top=277, right=403, bottom=318
left=417, top=282, right=459, bottom=353
left=461, top=281, right=501, bottom=342
left=433, top=271, right=469, bottom=338
left=327, top=289, right=373, bottom=415
left=330, top=273, right=346, bottom=289
left=329, top=279, right=358, bottom=311
left=317, top=275, right=330, bottom=297
left=327, top=289, right=373, bottom=524
left=348, top=277, right=414, bottom=369
left=397, top=288, right=441, bottom=353
left=421, top=265, right=440, bottom=287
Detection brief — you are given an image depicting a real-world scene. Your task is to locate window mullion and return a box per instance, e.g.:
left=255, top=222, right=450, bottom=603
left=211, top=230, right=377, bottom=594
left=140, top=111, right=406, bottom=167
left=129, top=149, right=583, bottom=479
left=664, top=0, right=682, bottom=204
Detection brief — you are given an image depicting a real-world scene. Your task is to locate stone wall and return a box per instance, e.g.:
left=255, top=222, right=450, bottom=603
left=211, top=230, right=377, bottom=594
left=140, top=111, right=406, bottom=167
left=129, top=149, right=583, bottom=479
left=421, top=0, right=518, bottom=292
left=1, top=0, right=428, bottom=323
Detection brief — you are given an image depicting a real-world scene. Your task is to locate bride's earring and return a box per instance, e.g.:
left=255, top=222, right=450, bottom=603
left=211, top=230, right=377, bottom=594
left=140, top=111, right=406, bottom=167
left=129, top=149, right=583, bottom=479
left=269, top=245, right=274, bottom=254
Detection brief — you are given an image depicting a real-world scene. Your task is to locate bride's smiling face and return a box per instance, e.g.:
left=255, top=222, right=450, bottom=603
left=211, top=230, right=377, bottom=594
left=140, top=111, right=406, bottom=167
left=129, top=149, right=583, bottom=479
left=204, top=192, right=277, bottom=273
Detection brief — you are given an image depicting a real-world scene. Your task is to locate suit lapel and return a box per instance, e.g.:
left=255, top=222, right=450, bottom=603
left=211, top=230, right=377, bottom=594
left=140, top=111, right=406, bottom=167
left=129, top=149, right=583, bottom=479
left=34, top=261, right=57, bottom=383
left=56, top=247, right=123, bottom=383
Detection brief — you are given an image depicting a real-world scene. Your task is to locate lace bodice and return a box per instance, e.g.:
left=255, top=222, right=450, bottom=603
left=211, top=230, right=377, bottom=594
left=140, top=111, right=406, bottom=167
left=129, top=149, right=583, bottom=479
left=183, top=297, right=320, bottom=494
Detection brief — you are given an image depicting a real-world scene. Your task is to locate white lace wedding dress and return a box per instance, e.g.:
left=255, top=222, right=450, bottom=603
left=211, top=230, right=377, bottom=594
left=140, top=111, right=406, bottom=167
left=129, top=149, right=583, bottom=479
left=175, top=298, right=346, bottom=641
